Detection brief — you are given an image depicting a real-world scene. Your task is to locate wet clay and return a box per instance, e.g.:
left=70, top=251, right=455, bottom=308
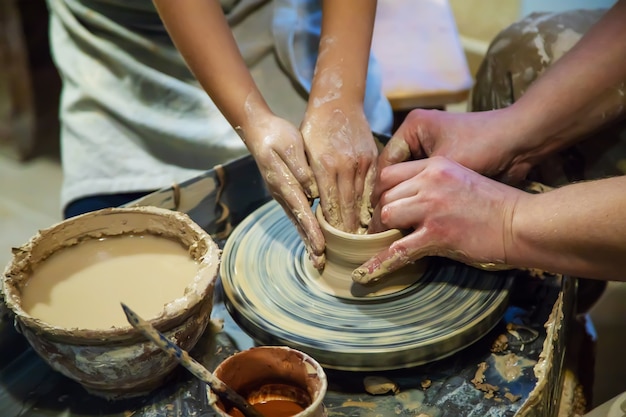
left=492, top=353, right=536, bottom=383
left=304, top=253, right=426, bottom=299
left=21, top=235, right=198, bottom=329
left=313, top=205, right=426, bottom=299
left=363, top=376, right=399, bottom=395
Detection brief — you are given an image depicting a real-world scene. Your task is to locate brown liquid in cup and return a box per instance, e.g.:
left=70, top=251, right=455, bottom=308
left=229, top=399, right=306, bottom=417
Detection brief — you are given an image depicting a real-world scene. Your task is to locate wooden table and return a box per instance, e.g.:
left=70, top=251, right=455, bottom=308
left=372, top=0, right=474, bottom=110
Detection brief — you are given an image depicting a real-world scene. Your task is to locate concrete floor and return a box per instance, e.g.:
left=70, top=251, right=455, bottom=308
left=0, top=155, right=63, bottom=246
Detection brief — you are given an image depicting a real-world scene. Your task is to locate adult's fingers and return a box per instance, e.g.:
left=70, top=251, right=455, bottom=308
left=369, top=190, right=425, bottom=233
left=372, top=135, right=412, bottom=206
left=377, top=108, right=432, bottom=170
left=496, top=161, right=534, bottom=186
left=368, top=160, right=429, bottom=233
left=351, top=231, right=430, bottom=284
left=372, top=159, right=429, bottom=210
left=378, top=134, right=412, bottom=171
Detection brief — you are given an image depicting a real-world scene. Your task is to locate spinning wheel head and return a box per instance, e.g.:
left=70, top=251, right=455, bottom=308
left=221, top=201, right=513, bottom=371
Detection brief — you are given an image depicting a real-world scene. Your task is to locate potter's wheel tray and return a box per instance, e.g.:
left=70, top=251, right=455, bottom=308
left=221, top=201, right=513, bottom=371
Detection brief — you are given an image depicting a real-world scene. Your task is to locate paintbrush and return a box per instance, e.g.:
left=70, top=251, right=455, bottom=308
left=121, top=303, right=264, bottom=417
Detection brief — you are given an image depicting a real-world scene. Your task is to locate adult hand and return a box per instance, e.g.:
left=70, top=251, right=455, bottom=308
left=242, top=113, right=325, bottom=269
left=372, top=108, right=539, bottom=207
left=301, top=106, right=378, bottom=233
left=353, top=156, right=523, bottom=284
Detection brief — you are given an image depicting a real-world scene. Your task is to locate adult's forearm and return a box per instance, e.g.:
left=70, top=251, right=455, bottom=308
left=307, top=0, right=377, bottom=110
left=508, top=175, right=626, bottom=281
left=153, top=0, right=271, bottom=131
left=510, top=0, right=626, bottom=157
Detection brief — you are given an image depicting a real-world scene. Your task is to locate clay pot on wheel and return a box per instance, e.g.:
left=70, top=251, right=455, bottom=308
left=313, top=205, right=426, bottom=299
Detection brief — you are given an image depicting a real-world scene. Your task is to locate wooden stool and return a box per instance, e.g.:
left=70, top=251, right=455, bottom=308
left=372, top=0, right=473, bottom=127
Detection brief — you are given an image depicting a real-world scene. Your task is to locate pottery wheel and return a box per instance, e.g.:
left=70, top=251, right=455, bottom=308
left=221, top=200, right=513, bottom=371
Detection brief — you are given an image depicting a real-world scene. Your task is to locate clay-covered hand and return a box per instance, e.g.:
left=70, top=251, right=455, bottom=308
left=242, top=114, right=325, bottom=269
left=353, top=156, right=523, bottom=284
left=372, top=108, right=538, bottom=207
left=301, top=106, right=379, bottom=233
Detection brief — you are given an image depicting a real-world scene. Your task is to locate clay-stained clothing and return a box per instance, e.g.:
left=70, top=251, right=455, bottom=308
left=471, top=9, right=626, bottom=187
left=48, top=0, right=393, bottom=210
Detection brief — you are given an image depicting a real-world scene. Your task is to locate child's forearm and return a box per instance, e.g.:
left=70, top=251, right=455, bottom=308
left=153, top=0, right=272, bottom=131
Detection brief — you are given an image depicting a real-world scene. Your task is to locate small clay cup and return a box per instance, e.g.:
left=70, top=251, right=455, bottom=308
left=209, top=346, right=327, bottom=417
left=315, top=206, right=404, bottom=267
left=1, top=206, right=220, bottom=399
left=313, top=206, right=426, bottom=298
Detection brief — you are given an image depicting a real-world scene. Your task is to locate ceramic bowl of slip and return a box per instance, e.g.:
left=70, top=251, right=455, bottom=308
left=1, top=206, right=220, bottom=399
left=209, top=346, right=327, bottom=417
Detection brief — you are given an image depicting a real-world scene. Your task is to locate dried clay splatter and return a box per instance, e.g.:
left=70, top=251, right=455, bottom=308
left=471, top=362, right=499, bottom=399
left=492, top=353, right=536, bottom=383
left=504, top=392, right=522, bottom=403
left=363, top=376, right=399, bottom=395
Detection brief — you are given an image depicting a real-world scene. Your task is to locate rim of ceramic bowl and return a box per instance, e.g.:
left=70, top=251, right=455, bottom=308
left=1, top=206, right=219, bottom=343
